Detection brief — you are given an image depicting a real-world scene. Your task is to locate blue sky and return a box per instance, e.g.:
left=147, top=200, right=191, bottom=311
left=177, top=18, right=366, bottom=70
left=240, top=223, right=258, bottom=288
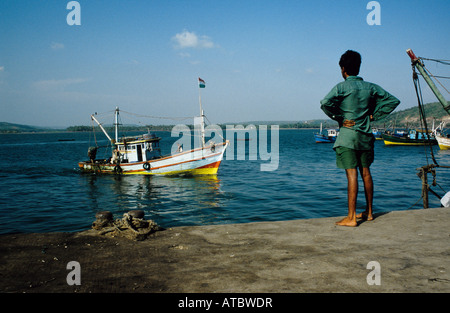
left=1, top=0, right=449, bottom=127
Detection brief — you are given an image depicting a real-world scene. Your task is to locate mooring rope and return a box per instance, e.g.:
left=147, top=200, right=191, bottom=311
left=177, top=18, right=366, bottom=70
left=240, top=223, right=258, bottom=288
left=92, top=211, right=161, bottom=241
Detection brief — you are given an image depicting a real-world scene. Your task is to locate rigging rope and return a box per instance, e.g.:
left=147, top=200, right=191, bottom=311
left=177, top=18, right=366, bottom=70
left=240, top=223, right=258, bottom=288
left=419, top=57, right=450, bottom=66
left=410, top=56, right=450, bottom=207
left=416, top=56, right=450, bottom=96
left=412, top=69, right=438, bottom=166
left=417, top=72, right=450, bottom=80
left=422, top=67, right=450, bottom=95
left=119, top=109, right=194, bottom=121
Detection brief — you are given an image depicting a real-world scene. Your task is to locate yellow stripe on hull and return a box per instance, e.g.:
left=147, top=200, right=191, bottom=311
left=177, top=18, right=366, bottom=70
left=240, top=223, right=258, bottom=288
left=79, top=159, right=223, bottom=176
left=383, top=140, right=429, bottom=146
left=123, top=166, right=220, bottom=176
left=436, top=136, right=450, bottom=150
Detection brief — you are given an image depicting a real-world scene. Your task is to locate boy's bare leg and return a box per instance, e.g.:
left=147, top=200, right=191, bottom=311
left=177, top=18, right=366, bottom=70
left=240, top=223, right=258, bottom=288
left=356, top=167, right=373, bottom=221
left=336, top=168, right=358, bottom=227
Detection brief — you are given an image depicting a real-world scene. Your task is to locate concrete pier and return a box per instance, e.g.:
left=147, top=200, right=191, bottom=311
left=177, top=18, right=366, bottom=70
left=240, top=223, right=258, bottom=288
left=0, top=207, right=449, bottom=293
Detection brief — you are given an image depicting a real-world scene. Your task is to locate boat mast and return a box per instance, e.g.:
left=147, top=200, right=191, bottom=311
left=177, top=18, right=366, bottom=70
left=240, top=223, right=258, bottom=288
left=114, top=107, right=120, bottom=143
left=407, top=49, right=450, bottom=115
left=198, top=79, right=206, bottom=147
left=407, top=49, right=450, bottom=209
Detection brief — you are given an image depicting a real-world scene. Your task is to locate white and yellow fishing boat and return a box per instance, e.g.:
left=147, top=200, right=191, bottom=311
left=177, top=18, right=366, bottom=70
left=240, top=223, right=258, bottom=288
left=79, top=107, right=228, bottom=175
left=434, top=121, right=450, bottom=150
left=79, top=79, right=229, bottom=175
left=436, top=134, right=450, bottom=150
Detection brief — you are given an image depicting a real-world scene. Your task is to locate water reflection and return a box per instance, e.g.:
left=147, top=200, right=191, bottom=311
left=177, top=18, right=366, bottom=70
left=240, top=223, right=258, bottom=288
left=85, top=174, right=226, bottom=227
left=435, top=148, right=450, bottom=166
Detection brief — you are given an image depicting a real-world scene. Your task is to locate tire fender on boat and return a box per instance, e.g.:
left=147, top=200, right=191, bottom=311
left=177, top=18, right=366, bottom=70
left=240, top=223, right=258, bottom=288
left=114, top=165, right=122, bottom=174
left=143, top=162, right=151, bottom=170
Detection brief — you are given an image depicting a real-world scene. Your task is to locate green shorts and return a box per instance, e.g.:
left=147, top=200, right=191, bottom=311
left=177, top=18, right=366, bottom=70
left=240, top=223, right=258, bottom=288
left=335, top=147, right=374, bottom=169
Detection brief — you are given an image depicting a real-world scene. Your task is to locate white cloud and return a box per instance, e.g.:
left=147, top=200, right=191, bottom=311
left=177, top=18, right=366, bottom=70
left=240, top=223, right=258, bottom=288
left=178, top=52, right=191, bottom=58
left=51, top=42, right=65, bottom=50
left=32, top=78, right=89, bottom=91
left=172, top=30, right=214, bottom=49
left=0, top=66, right=4, bottom=72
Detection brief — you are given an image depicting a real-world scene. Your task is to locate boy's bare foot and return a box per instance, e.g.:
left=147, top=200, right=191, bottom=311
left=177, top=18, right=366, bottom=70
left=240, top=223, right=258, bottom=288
left=335, top=217, right=358, bottom=227
left=356, top=211, right=373, bottom=221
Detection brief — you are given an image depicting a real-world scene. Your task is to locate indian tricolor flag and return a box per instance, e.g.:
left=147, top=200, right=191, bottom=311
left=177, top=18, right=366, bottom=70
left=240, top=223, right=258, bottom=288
left=198, top=77, right=205, bottom=88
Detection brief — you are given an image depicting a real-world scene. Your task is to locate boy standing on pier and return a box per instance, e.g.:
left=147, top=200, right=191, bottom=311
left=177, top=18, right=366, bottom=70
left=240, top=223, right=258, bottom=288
left=320, top=50, right=400, bottom=226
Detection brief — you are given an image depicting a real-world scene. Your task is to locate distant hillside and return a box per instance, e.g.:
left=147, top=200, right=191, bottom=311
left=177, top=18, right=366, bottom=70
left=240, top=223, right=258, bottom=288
left=2, top=101, right=449, bottom=133
left=242, top=102, right=450, bottom=129
left=0, top=122, right=53, bottom=133
left=235, top=119, right=335, bottom=128
left=372, top=101, right=450, bottom=128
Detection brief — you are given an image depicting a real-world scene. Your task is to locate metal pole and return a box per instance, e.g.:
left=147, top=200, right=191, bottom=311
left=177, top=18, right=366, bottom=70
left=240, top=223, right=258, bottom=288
left=199, top=85, right=205, bottom=148
left=91, top=114, right=112, bottom=142
left=407, top=49, right=450, bottom=115
left=420, top=167, right=429, bottom=209
left=114, top=107, right=120, bottom=143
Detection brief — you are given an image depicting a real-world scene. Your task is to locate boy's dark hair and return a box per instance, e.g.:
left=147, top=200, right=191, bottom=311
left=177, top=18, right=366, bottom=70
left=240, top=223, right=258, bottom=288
left=339, top=50, right=361, bottom=76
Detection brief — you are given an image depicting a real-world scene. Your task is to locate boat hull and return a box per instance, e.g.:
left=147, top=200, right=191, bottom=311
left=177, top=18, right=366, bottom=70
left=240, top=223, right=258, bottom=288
left=314, top=134, right=336, bottom=143
left=79, top=141, right=229, bottom=176
left=436, top=135, right=450, bottom=150
left=382, top=133, right=437, bottom=146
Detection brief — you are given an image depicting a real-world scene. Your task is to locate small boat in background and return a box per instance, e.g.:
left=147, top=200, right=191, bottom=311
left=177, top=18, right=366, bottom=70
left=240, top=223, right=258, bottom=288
left=436, top=133, right=450, bottom=150
left=382, top=128, right=437, bottom=146
left=434, top=121, right=450, bottom=150
left=372, top=128, right=383, bottom=140
left=314, top=123, right=338, bottom=143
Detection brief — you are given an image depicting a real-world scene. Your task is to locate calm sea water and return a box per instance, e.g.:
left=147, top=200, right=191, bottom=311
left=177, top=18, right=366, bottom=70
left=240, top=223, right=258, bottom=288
left=0, top=129, right=449, bottom=235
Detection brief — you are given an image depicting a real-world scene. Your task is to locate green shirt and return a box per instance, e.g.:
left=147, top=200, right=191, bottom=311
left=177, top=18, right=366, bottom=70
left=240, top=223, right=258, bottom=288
left=320, top=76, right=400, bottom=150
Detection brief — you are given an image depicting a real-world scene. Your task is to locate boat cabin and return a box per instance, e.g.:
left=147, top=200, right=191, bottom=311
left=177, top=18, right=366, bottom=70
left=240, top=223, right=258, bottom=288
left=114, top=132, right=162, bottom=164
left=408, top=129, right=434, bottom=140
left=327, top=129, right=338, bottom=137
